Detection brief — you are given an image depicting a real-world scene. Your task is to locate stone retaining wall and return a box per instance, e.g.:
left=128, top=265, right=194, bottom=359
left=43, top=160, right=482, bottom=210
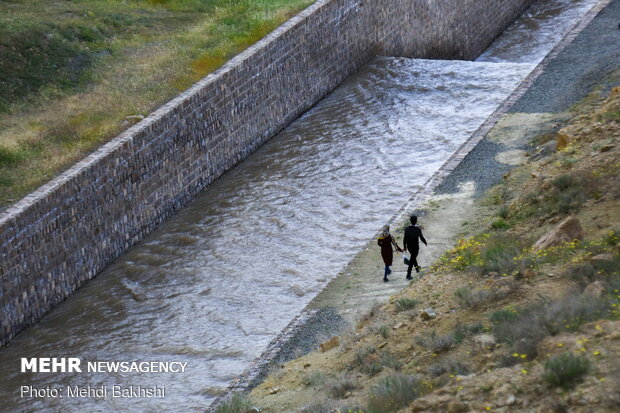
left=0, top=0, right=533, bottom=345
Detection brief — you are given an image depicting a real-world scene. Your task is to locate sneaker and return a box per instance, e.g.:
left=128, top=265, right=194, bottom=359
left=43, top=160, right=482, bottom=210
left=415, top=266, right=421, bottom=273
left=406, top=275, right=413, bottom=280
left=383, top=277, right=389, bottom=283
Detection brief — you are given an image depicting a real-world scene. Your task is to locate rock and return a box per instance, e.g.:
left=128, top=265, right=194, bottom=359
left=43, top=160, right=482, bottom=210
left=534, top=140, right=556, bottom=159
left=533, top=216, right=583, bottom=250
left=393, top=322, right=406, bottom=330
left=600, top=144, right=614, bottom=152
left=121, top=115, right=145, bottom=127
left=556, top=132, right=572, bottom=151
left=591, top=253, right=614, bottom=268
left=537, top=334, right=577, bottom=357
left=583, top=280, right=606, bottom=298
left=319, top=336, right=340, bottom=352
left=473, top=334, right=496, bottom=350
left=378, top=341, right=388, bottom=349
left=268, top=387, right=280, bottom=395
left=580, top=320, right=620, bottom=337
left=506, top=394, right=516, bottom=406
left=246, top=408, right=261, bottom=413
left=303, top=363, right=311, bottom=368
left=447, top=401, right=469, bottom=413
left=420, top=308, right=436, bottom=321
left=410, top=394, right=452, bottom=411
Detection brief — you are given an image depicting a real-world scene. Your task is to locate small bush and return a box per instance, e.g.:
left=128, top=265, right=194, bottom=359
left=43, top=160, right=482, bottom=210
left=491, top=218, right=510, bottom=230
left=498, top=205, right=510, bottom=219
left=415, top=330, right=454, bottom=353
left=552, top=174, right=576, bottom=191
left=367, top=374, right=422, bottom=413
left=454, top=281, right=518, bottom=309
left=214, top=394, right=252, bottom=413
left=376, top=324, right=391, bottom=339
left=353, top=347, right=382, bottom=376
left=491, top=294, right=608, bottom=358
left=543, top=353, right=590, bottom=388
left=301, top=371, right=326, bottom=387
left=453, top=321, right=484, bottom=344
left=395, top=298, right=419, bottom=312
left=427, top=358, right=470, bottom=377
left=324, top=375, right=357, bottom=399
left=379, top=352, right=403, bottom=371
left=565, top=263, right=596, bottom=285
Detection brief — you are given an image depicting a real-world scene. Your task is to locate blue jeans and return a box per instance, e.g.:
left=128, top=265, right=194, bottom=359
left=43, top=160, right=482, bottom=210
left=384, top=265, right=392, bottom=277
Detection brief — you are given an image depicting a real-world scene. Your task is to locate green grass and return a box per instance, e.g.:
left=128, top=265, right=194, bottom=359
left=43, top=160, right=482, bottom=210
left=0, top=0, right=315, bottom=206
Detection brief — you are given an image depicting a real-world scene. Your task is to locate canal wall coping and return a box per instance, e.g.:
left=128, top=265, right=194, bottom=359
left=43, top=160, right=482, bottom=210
left=0, top=0, right=533, bottom=345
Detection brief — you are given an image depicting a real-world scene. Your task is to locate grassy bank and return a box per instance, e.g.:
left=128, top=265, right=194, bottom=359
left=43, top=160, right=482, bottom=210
left=215, top=88, right=620, bottom=412
left=0, top=0, right=314, bottom=207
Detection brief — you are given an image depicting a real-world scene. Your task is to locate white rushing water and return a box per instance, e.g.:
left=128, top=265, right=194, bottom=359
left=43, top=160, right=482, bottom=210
left=0, top=0, right=601, bottom=411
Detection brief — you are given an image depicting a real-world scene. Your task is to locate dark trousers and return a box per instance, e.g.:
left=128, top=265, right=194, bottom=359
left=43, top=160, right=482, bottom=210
left=406, top=247, right=419, bottom=277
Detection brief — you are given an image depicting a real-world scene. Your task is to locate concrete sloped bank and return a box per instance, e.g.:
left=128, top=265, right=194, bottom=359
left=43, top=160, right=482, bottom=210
left=209, top=0, right=617, bottom=409
left=0, top=0, right=535, bottom=347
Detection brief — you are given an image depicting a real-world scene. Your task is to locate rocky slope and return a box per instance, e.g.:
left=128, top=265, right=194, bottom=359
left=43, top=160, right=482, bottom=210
left=216, top=87, right=620, bottom=413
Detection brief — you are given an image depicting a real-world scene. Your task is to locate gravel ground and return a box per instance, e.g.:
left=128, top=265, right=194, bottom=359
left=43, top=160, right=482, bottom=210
left=438, top=0, right=620, bottom=197
left=510, top=0, right=620, bottom=113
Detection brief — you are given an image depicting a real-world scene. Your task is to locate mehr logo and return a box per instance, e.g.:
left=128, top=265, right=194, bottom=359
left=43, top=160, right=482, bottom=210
left=21, top=358, right=82, bottom=373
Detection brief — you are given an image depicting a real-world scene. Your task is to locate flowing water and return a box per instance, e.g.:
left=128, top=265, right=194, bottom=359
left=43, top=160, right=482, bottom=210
left=0, top=0, right=600, bottom=411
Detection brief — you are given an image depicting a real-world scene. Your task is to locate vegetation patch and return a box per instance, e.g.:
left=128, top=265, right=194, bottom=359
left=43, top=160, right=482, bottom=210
left=543, top=352, right=590, bottom=389
left=366, top=374, right=423, bottom=413
left=394, top=298, right=419, bottom=312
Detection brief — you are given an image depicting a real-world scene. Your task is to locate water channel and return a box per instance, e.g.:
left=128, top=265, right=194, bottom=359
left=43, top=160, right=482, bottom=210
left=0, top=0, right=600, bottom=411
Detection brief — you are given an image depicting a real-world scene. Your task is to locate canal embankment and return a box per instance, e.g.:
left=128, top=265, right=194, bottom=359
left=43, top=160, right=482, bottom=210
left=241, top=1, right=620, bottom=411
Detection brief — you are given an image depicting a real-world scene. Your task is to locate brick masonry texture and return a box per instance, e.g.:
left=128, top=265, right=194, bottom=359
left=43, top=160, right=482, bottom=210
left=0, top=0, right=533, bottom=346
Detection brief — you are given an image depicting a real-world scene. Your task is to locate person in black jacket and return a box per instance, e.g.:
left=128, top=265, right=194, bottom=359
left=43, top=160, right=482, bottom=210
left=403, top=215, right=427, bottom=280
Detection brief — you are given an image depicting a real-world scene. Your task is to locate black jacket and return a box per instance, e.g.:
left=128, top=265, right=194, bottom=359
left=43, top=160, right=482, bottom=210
left=403, top=225, right=427, bottom=252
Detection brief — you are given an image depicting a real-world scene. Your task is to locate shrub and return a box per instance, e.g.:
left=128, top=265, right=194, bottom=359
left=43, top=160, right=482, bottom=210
left=453, top=321, right=484, bottom=344
left=379, top=352, right=403, bottom=371
left=543, top=353, right=590, bottom=388
left=454, top=281, right=518, bottom=309
left=498, top=205, right=510, bottom=219
left=415, top=330, right=454, bottom=353
left=301, top=371, right=326, bottom=387
left=376, top=324, right=391, bottom=339
left=491, top=294, right=609, bottom=358
left=367, top=374, right=422, bottom=413
left=491, top=219, right=510, bottom=230
left=353, top=347, right=382, bottom=376
left=427, top=358, right=470, bottom=377
left=565, top=263, right=596, bottom=285
left=395, top=298, right=419, bottom=312
left=325, top=375, right=357, bottom=399
left=552, top=174, right=576, bottom=191
left=214, top=394, right=252, bottom=413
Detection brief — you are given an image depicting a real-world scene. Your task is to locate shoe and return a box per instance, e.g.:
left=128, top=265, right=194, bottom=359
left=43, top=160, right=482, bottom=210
left=415, top=266, right=421, bottom=273
left=406, top=275, right=413, bottom=280
left=383, top=277, right=389, bottom=283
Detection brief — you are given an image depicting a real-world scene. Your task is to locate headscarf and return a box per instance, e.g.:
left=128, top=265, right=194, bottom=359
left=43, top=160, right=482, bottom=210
left=379, top=225, right=390, bottom=239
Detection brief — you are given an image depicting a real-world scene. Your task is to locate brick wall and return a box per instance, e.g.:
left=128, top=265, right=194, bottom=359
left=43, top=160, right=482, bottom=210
left=0, top=0, right=533, bottom=345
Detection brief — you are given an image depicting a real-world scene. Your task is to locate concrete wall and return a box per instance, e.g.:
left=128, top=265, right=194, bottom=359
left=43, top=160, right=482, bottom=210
left=0, top=0, right=533, bottom=345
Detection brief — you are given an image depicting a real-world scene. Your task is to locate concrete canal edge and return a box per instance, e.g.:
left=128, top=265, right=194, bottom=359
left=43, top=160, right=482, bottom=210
left=0, top=0, right=535, bottom=346
left=207, top=0, right=614, bottom=409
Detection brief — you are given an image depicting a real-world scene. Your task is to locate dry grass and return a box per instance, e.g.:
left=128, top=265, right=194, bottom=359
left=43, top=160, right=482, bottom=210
left=0, top=0, right=315, bottom=206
